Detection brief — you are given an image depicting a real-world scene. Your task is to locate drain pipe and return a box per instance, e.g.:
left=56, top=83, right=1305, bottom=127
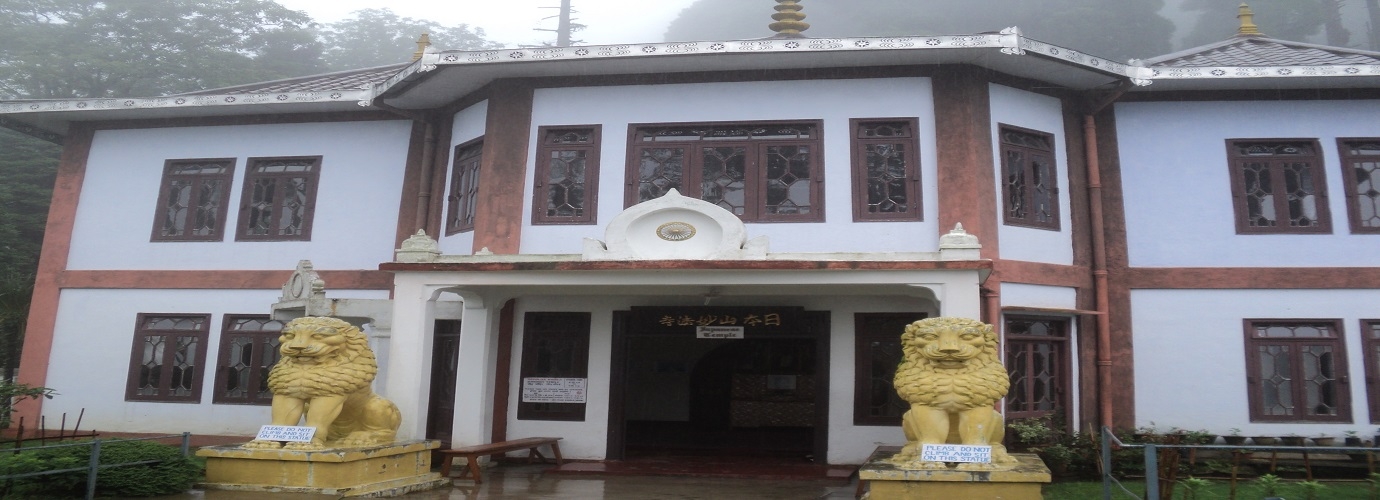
left=1084, top=81, right=1131, bottom=430
left=373, top=101, right=439, bottom=234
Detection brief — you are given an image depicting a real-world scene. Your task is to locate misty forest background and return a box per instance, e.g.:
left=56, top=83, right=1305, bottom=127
left=0, top=0, right=1376, bottom=375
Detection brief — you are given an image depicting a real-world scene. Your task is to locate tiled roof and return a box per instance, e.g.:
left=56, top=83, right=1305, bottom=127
left=1146, top=35, right=1380, bottom=67
left=176, top=63, right=408, bottom=96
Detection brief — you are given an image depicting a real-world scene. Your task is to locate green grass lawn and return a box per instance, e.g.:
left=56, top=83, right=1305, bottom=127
left=1043, top=478, right=1378, bottom=499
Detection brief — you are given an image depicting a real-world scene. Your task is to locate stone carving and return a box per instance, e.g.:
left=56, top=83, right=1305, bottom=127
left=890, top=317, right=1016, bottom=470
left=244, top=317, right=400, bottom=450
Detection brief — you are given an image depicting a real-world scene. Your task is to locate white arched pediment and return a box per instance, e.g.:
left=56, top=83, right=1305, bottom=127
left=582, top=189, right=768, bottom=260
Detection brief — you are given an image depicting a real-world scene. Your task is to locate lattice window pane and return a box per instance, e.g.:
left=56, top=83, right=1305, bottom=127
left=864, top=143, right=910, bottom=214
left=247, top=177, right=277, bottom=236
left=764, top=145, right=811, bottom=215
left=137, top=336, right=166, bottom=396
left=865, top=340, right=907, bottom=418
left=1259, top=344, right=1294, bottom=416
left=545, top=151, right=587, bottom=217
left=1302, top=345, right=1338, bottom=416
left=1283, top=162, right=1320, bottom=227
left=191, top=179, right=224, bottom=236
left=701, top=147, right=747, bottom=215
left=160, top=181, right=192, bottom=237
left=1032, top=155, right=1056, bottom=224
left=637, top=148, right=684, bottom=202
left=1005, top=149, right=1028, bottom=219
left=1355, top=160, right=1380, bottom=227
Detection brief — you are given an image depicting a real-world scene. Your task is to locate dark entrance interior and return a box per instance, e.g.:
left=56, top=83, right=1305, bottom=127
left=425, top=319, right=461, bottom=447
left=607, top=309, right=829, bottom=462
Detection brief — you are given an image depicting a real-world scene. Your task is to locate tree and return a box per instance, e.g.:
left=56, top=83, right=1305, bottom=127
left=663, top=0, right=1174, bottom=63
left=0, top=0, right=325, bottom=99
left=320, top=8, right=501, bottom=70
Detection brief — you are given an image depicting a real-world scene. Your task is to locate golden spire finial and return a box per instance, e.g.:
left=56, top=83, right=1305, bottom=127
left=1236, top=3, right=1262, bottom=36
left=412, top=33, right=432, bottom=61
left=769, top=0, right=810, bottom=37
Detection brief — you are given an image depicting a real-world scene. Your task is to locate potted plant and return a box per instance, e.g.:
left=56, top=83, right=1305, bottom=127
left=1223, top=428, right=1248, bottom=445
left=1186, top=429, right=1217, bottom=445
left=1251, top=435, right=1279, bottom=446
left=1280, top=434, right=1307, bottom=446
left=1035, top=443, right=1074, bottom=475
left=1311, top=433, right=1336, bottom=446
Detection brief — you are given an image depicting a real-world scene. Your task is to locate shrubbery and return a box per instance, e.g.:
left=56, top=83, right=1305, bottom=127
left=0, top=439, right=200, bottom=498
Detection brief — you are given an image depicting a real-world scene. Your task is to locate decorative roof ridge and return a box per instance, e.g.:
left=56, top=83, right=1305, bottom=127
left=173, top=63, right=411, bottom=96
left=1142, top=35, right=1380, bottom=66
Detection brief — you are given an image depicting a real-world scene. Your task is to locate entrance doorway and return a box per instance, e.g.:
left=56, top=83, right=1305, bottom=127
left=425, top=319, right=461, bottom=447
left=607, top=308, right=829, bottom=462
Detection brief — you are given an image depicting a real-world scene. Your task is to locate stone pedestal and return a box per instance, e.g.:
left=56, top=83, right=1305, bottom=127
left=858, top=446, right=1050, bottom=500
left=197, top=440, right=448, bottom=497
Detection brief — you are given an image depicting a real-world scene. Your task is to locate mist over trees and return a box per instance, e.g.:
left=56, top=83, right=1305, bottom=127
left=320, top=8, right=500, bottom=71
left=664, top=0, right=1380, bottom=62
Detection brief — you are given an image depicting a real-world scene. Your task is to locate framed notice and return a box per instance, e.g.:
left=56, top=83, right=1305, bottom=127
left=521, top=377, right=588, bottom=403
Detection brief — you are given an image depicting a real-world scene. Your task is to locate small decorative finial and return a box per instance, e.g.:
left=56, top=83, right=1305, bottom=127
left=412, top=33, right=432, bottom=61
left=1236, top=3, right=1262, bottom=36
left=769, top=0, right=810, bottom=37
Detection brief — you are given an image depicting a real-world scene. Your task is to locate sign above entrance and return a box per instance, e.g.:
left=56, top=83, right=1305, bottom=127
left=631, top=306, right=804, bottom=336
left=696, top=326, right=744, bottom=339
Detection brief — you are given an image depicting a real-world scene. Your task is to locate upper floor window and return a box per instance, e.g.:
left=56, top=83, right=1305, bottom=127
left=151, top=158, right=235, bottom=242
left=999, top=125, right=1060, bottom=230
left=533, top=126, right=600, bottom=225
left=1337, top=139, right=1380, bottom=234
left=236, top=156, right=322, bottom=241
left=626, top=121, right=823, bottom=222
left=1243, top=319, right=1349, bottom=422
left=125, top=314, right=210, bottom=403
left=212, top=315, right=284, bottom=405
left=851, top=119, right=922, bottom=222
left=1226, top=140, right=1331, bottom=234
left=447, top=140, right=483, bottom=235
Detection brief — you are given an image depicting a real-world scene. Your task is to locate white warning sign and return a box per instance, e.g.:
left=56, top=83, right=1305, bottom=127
left=521, top=377, right=588, bottom=403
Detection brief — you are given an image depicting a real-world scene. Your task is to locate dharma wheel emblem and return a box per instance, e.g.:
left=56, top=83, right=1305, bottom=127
left=656, top=221, right=697, bottom=241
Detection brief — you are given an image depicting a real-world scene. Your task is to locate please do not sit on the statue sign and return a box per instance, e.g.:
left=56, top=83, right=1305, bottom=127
left=255, top=425, right=316, bottom=443
left=920, top=444, right=993, bottom=463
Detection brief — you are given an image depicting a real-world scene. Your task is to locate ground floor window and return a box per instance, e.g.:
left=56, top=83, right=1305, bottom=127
left=125, top=314, right=210, bottom=403
left=518, top=312, right=591, bottom=421
left=853, top=313, right=927, bottom=426
left=1359, top=319, right=1380, bottom=422
left=212, top=315, right=284, bottom=405
left=1003, top=316, right=1070, bottom=420
left=1244, top=319, right=1350, bottom=422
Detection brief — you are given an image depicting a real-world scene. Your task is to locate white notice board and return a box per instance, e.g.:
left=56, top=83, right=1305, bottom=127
left=521, top=377, right=588, bottom=403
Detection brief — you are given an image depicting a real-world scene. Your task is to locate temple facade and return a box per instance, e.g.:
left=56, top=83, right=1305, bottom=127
left=3, top=7, right=1379, bottom=464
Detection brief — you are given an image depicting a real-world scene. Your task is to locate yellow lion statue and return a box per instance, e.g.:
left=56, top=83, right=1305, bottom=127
left=243, top=317, right=401, bottom=450
left=890, top=317, right=1016, bottom=470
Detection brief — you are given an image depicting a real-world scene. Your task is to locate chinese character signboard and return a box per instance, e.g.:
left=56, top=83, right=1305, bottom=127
left=631, top=306, right=803, bottom=337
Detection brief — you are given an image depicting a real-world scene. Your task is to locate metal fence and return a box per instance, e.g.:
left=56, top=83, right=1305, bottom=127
left=0, top=432, right=190, bottom=500
left=1099, top=426, right=1380, bottom=500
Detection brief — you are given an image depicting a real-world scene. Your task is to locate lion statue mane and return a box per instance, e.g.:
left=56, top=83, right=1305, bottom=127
left=889, top=317, right=1016, bottom=470
left=243, top=316, right=401, bottom=450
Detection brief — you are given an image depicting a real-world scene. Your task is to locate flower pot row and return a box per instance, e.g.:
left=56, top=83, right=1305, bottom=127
left=1220, top=435, right=1344, bottom=446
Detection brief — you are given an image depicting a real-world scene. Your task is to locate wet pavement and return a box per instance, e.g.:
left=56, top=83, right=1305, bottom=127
left=153, top=463, right=861, bottom=500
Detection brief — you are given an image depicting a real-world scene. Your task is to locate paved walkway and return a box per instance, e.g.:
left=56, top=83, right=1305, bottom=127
left=154, top=463, right=860, bottom=500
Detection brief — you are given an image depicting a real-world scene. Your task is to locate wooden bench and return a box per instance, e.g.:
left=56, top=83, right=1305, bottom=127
left=439, top=437, right=564, bottom=483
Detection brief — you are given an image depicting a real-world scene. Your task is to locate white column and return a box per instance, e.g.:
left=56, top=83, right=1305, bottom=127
left=450, top=295, right=496, bottom=447
left=385, top=277, right=437, bottom=440
left=934, top=272, right=984, bottom=320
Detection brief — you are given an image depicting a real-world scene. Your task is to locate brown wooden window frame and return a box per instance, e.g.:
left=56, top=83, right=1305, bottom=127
left=853, top=312, right=928, bottom=426
left=446, top=139, right=483, bottom=235
left=1003, top=315, right=1071, bottom=421
left=1243, top=319, right=1351, bottom=423
left=1226, top=139, right=1332, bottom=234
left=851, top=118, right=923, bottom=222
left=235, top=156, right=323, bottom=242
left=150, top=158, right=236, bottom=242
left=624, top=120, right=825, bottom=223
left=1360, top=319, right=1380, bottom=423
left=1336, top=138, right=1380, bottom=234
left=211, top=315, right=284, bottom=406
left=124, top=313, right=211, bottom=403
left=999, top=124, right=1061, bottom=231
left=533, top=125, right=601, bottom=225
left=517, top=312, right=591, bottom=421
